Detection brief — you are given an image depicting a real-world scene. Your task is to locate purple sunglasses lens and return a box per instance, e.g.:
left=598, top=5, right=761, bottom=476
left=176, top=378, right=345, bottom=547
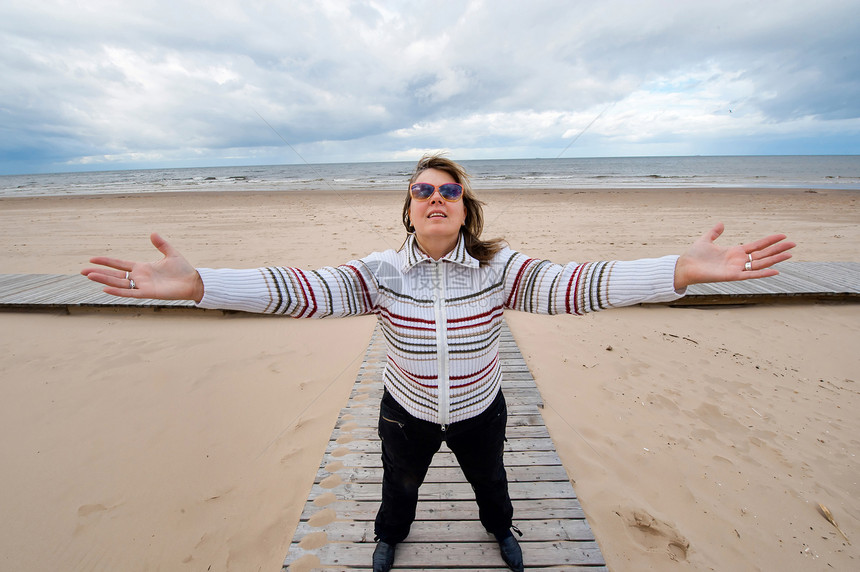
left=410, top=183, right=463, bottom=201
left=439, top=184, right=463, bottom=200
left=411, top=183, right=435, bottom=199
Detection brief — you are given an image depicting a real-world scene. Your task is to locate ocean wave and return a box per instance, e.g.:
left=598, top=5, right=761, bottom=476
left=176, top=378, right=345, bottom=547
left=2, top=156, right=858, bottom=197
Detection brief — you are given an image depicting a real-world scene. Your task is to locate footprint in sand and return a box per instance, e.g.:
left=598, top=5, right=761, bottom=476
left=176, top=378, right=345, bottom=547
left=331, top=446, right=352, bottom=457
left=308, top=508, right=337, bottom=527
left=313, top=492, right=337, bottom=507
left=325, top=461, right=345, bottom=472
left=77, top=503, right=109, bottom=517
left=320, top=474, right=343, bottom=489
left=616, top=508, right=690, bottom=562
left=298, top=531, right=329, bottom=549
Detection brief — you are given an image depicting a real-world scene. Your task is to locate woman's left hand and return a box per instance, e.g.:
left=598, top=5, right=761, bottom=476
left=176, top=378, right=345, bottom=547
left=674, top=223, right=796, bottom=290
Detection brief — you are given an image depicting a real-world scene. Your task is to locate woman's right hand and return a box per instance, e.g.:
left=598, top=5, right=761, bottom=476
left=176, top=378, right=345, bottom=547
left=81, top=233, right=205, bottom=303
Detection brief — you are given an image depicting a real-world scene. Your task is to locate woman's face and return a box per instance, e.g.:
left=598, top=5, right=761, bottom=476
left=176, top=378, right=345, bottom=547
left=408, top=168, right=467, bottom=245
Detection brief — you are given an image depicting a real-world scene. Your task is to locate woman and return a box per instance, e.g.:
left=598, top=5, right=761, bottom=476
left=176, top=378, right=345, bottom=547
left=82, top=155, right=794, bottom=572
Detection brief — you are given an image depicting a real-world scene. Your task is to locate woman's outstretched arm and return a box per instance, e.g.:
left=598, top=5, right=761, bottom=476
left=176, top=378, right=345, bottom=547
left=502, top=223, right=796, bottom=316
left=673, top=223, right=796, bottom=290
left=81, top=233, right=205, bottom=302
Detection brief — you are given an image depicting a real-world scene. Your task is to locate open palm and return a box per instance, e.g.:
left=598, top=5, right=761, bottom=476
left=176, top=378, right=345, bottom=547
left=674, top=223, right=796, bottom=289
left=81, top=233, right=205, bottom=302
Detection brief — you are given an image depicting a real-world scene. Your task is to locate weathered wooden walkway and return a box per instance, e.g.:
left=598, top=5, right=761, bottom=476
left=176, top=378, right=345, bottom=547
left=283, top=321, right=607, bottom=571
left=0, top=262, right=857, bottom=311
left=670, top=261, right=860, bottom=305
left=0, top=273, right=195, bottom=309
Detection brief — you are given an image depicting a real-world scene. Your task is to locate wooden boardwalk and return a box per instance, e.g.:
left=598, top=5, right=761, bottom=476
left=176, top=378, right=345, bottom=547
left=0, top=262, right=857, bottom=311
left=283, top=321, right=607, bottom=571
left=0, top=273, right=194, bottom=309
left=674, top=261, right=860, bottom=305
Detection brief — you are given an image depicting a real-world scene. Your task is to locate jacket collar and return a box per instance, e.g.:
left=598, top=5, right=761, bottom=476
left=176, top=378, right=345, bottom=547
left=400, top=233, right=480, bottom=272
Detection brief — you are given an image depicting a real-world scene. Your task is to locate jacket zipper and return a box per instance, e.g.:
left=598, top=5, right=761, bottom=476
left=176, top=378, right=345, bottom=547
left=433, top=260, right=450, bottom=429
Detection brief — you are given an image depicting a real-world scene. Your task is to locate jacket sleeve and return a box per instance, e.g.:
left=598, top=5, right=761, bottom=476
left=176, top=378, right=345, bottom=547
left=500, top=247, right=685, bottom=315
left=194, top=254, right=386, bottom=317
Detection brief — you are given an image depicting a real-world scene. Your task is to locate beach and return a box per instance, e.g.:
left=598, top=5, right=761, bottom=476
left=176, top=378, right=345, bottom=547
left=1, top=187, right=858, bottom=571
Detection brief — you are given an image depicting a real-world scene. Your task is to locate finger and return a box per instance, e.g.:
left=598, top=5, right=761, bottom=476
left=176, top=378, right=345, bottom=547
left=703, top=222, right=725, bottom=243
left=735, top=268, right=781, bottom=281
left=83, top=271, right=132, bottom=289
left=742, top=234, right=789, bottom=255
left=81, top=267, right=128, bottom=280
left=150, top=232, right=179, bottom=258
left=752, top=250, right=793, bottom=270
left=86, top=256, right=135, bottom=272
left=741, top=248, right=793, bottom=276
left=752, top=240, right=796, bottom=261
left=101, top=285, right=151, bottom=299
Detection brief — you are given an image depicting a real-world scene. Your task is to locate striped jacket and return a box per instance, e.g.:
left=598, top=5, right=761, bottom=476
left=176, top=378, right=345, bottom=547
left=197, top=233, right=684, bottom=425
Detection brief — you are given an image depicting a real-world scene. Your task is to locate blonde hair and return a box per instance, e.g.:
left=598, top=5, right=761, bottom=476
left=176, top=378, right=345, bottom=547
left=402, top=153, right=505, bottom=264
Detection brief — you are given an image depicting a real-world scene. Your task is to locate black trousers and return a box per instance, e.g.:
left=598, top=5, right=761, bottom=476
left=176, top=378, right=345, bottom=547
left=374, top=389, right=513, bottom=544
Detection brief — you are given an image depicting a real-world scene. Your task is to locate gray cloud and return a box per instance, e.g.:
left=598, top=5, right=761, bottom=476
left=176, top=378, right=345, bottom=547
left=1, top=0, right=858, bottom=174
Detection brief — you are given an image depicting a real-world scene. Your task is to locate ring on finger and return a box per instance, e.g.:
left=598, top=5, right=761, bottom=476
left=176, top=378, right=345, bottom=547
left=125, top=271, right=130, bottom=280
left=129, top=279, right=136, bottom=289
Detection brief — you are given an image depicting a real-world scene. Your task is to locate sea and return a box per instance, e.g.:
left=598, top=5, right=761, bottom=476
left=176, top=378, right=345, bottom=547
left=1, top=155, right=858, bottom=198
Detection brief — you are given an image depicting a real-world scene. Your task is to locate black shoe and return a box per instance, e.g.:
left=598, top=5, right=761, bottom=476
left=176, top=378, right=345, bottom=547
left=496, top=534, right=524, bottom=572
left=372, top=540, right=396, bottom=572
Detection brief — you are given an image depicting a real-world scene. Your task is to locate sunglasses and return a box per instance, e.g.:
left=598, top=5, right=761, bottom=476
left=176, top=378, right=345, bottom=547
left=410, top=182, right=464, bottom=202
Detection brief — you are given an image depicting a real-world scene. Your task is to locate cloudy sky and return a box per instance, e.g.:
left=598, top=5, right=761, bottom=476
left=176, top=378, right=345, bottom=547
left=2, top=0, right=859, bottom=175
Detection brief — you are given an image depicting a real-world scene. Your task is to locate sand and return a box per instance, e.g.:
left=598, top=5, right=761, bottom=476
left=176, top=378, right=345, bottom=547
left=0, top=187, right=857, bottom=571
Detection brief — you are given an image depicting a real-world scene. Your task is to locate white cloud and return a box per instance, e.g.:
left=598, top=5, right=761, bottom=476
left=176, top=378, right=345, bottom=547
left=1, top=0, right=858, bottom=173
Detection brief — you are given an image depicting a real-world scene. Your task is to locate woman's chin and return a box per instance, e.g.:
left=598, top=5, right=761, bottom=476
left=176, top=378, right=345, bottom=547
left=416, top=226, right=459, bottom=239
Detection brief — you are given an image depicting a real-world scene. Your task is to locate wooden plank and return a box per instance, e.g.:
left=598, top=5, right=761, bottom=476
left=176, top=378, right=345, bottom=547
left=293, top=518, right=596, bottom=543
left=308, top=568, right=607, bottom=572
left=319, top=450, right=564, bottom=470
left=300, top=499, right=587, bottom=522
left=307, top=568, right=607, bottom=572
left=306, top=480, right=578, bottom=502
left=285, top=541, right=605, bottom=568
left=326, top=404, right=545, bottom=422
left=328, top=423, right=551, bottom=442
left=314, top=464, right=572, bottom=485
left=330, top=414, right=548, bottom=430
left=321, top=436, right=559, bottom=455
